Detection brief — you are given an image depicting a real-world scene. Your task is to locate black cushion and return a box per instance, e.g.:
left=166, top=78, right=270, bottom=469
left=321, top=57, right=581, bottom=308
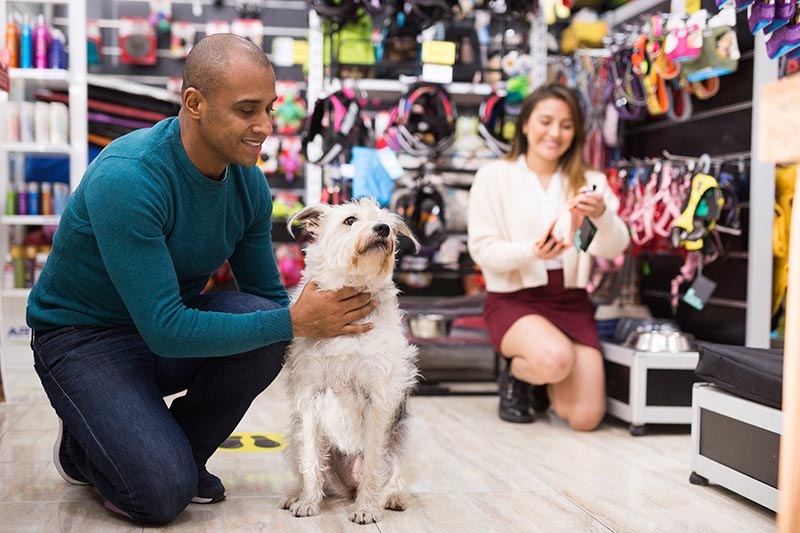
left=695, top=342, right=783, bottom=409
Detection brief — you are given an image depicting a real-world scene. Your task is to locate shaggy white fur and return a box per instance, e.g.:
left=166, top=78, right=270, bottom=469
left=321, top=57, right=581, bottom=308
left=281, top=198, right=420, bottom=524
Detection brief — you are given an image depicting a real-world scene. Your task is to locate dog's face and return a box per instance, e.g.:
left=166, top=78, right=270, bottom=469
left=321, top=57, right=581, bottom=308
left=288, top=198, right=419, bottom=288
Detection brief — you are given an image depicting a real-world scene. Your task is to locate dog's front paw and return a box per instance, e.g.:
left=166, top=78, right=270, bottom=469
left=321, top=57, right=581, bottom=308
left=280, top=494, right=299, bottom=510
left=350, top=507, right=380, bottom=524
left=384, top=492, right=408, bottom=511
left=283, top=496, right=320, bottom=517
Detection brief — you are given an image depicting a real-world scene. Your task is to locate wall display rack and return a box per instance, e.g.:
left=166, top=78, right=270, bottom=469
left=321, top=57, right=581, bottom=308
left=0, top=0, right=88, bottom=401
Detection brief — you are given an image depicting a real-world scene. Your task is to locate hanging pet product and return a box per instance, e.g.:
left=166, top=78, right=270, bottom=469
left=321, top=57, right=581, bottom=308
left=119, top=17, right=157, bottom=65
left=765, top=9, right=800, bottom=59
left=169, top=21, right=196, bottom=59
left=302, top=88, right=367, bottom=166
left=394, top=83, right=457, bottom=157
left=664, top=13, right=704, bottom=64
left=307, top=0, right=363, bottom=24
left=392, top=174, right=448, bottom=253
left=670, top=171, right=725, bottom=251
left=607, top=48, right=647, bottom=121
left=772, top=164, right=796, bottom=318
left=680, top=25, right=740, bottom=82
left=402, top=0, right=460, bottom=30
left=669, top=166, right=725, bottom=313
left=320, top=7, right=376, bottom=79
left=477, top=91, right=520, bottom=156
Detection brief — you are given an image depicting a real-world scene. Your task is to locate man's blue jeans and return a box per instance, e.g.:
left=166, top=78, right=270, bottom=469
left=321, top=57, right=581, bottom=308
left=31, top=292, right=288, bottom=524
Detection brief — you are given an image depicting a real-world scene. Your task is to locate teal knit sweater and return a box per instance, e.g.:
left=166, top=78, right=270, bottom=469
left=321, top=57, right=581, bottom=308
left=27, top=117, right=293, bottom=357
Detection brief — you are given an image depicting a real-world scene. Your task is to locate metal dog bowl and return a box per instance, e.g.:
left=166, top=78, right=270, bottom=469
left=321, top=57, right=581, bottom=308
left=408, top=314, right=452, bottom=338
left=624, top=329, right=696, bottom=353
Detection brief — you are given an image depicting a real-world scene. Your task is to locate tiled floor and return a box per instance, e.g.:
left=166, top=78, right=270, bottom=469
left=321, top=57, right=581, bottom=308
left=0, top=370, right=776, bottom=532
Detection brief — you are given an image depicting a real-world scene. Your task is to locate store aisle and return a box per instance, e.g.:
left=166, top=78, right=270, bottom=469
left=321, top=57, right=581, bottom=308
left=0, top=372, right=775, bottom=532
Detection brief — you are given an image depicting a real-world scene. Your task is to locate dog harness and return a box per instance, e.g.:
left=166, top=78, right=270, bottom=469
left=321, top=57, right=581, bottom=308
left=303, top=88, right=366, bottom=166
left=670, top=172, right=725, bottom=251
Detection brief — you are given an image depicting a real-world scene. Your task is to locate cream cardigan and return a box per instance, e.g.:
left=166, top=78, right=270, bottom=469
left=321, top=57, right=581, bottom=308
left=467, top=157, right=630, bottom=293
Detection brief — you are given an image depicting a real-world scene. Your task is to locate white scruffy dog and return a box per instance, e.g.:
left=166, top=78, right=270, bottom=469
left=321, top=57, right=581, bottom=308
left=281, top=198, right=420, bottom=524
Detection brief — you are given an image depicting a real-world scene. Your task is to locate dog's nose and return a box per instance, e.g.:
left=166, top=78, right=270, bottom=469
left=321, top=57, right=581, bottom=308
left=373, top=224, right=390, bottom=237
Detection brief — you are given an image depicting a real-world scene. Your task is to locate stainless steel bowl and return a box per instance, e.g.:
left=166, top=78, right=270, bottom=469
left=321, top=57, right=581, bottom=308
left=624, top=330, right=696, bottom=352
left=407, top=314, right=452, bottom=338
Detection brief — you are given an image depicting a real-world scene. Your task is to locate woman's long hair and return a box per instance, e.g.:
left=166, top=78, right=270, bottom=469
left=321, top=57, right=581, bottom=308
left=504, top=82, right=587, bottom=196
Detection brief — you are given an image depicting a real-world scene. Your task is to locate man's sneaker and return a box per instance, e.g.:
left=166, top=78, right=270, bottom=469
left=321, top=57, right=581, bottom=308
left=498, top=359, right=534, bottom=424
left=53, top=418, right=90, bottom=486
left=191, top=467, right=226, bottom=504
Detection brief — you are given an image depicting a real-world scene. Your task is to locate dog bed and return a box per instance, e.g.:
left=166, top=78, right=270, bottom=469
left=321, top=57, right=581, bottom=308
left=694, top=342, right=783, bottom=409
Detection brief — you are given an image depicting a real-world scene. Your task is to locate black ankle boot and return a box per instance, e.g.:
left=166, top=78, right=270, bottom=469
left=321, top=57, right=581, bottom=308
left=530, top=384, right=550, bottom=414
left=498, top=359, right=533, bottom=423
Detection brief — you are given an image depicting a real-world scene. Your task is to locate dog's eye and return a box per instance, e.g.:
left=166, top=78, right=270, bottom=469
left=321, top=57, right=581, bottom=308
left=343, top=216, right=357, bottom=226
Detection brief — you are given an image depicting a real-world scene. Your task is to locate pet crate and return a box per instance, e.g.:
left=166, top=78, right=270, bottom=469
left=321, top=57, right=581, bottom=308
left=602, top=341, right=701, bottom=435
left=690, top=383, right=782, bottom=511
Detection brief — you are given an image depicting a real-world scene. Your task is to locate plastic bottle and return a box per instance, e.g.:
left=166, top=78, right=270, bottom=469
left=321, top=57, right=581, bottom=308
left=19, top=14, right=32, bottom=69
left=19, top=101, right=35, bottom=142
left=34, top=101, right=50, bottom=144
left=53, top=183, right=69, bottom=215
left=34, top=14, right=50, bottom=69
left=6, top=180, right=18, bottom=215
left=3, top=254, right=15, bottom=290
left=6, top=101, right=20, bottom=142
left=33, top=248, right=49, bottom=285
left=23, top=245, right=37, bottom=288
left=40, top=182, right=52, bottom=216
left=10, top=245, right=25, bottom=289
left=5, top=16, right=20, bottom=68
left=16, top=181, right=28, bottom=216
left=48, top=29, right=67, bottom=70
left=28, top=181, right=40, bottom=216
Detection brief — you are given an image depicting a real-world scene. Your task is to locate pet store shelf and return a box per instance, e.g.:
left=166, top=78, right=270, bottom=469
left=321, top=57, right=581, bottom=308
left=2, top=289, right=31, bottom=299
left=7, top=0, right=69, bottom=4
left=324, top=78, right=494, bottom=97
left=3, top=143, right=71, bottom=155
left=10, top=68, right=69, bottom=85
left=1, top=215, right=61, bottom=226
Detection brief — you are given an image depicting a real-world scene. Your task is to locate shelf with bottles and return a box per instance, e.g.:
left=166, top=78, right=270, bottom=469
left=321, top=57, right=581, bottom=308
left=3, top=8, right=68, bottom=72
left=4, top=98, right=70, bottom=148
left=5, top=177, right=69, bottom=219
left=3, top=235, right=50, bottom=293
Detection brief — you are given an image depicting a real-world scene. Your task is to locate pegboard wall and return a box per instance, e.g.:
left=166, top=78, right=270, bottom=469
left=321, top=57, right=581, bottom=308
left=79, top=0, right=309, bottom=86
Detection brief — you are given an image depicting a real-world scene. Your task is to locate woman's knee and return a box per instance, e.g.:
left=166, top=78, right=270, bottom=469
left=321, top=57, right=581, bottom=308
left=530, top=342, right=576, bottom=384
left=566, top=404, right=606, bottom=432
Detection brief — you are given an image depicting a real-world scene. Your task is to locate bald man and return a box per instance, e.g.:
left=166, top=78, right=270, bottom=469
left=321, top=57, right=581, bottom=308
left=27, top=34, right=375, bottom=525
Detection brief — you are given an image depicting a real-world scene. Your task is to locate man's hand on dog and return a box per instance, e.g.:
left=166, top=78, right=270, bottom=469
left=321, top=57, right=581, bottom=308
left=290, top=283, right=376, bottom=337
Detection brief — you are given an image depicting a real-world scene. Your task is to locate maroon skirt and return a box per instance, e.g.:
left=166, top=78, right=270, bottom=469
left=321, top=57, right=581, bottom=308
left=484, top=270, right=601, bottom=354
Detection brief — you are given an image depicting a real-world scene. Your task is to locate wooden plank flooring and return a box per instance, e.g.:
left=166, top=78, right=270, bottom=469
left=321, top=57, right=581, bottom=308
left=0, top=370, right=775, bottom=532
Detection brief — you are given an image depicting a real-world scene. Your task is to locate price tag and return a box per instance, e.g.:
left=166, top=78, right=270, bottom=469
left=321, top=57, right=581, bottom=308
left=683, top=274, right=717, bottom=310
left=292, top=40, right=308, bottom=65
left=421, top=40, right=456, bottom=66
left=421, top=63, right=453, bottom=84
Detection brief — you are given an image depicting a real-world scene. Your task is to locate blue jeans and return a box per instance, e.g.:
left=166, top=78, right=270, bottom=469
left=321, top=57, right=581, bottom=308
left=32, top=292, right=288, bottom=524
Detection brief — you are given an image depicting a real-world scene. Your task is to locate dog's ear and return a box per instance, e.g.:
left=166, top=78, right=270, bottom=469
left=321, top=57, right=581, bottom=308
left=288, top=205, right=327, bottom=237
left=394, top=217, right=421, bottom=253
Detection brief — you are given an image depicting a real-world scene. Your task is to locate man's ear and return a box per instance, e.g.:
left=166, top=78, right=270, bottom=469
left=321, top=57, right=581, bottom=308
left=183, top=87, right=205, bottom=119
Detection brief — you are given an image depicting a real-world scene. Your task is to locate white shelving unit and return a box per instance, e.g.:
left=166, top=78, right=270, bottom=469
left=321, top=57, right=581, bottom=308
left=0, top=0, right=87, bottom=401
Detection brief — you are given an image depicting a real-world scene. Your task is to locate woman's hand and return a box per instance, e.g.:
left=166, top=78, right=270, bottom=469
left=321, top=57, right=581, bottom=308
left=535, top=236, right=567, bottom=259
left=574, top=191, right=606, bottom=219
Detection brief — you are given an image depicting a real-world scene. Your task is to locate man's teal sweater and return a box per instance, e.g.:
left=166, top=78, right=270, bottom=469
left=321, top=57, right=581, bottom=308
left=27, top=117, right=293, bottom=357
